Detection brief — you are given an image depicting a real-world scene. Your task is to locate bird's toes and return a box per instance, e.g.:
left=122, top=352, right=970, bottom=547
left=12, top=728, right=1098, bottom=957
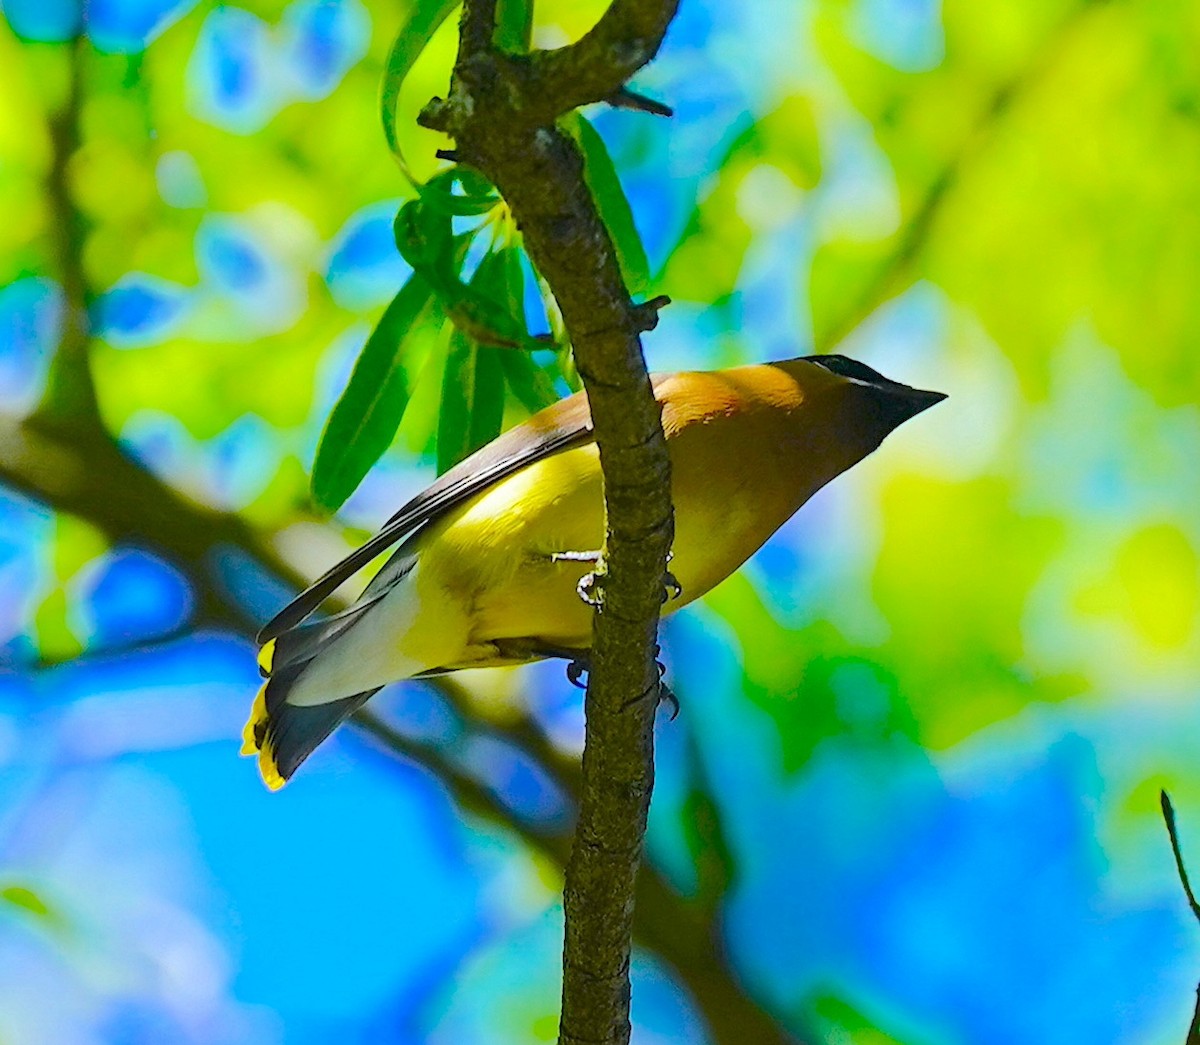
left=551, top=549, right=602, bottom=564
left=658, top=679, right=680, bottom=720
left=566, top=657, right=590, bottom=689
left=577, top=568, right=606, bottom=608
left=661, top=569, right=683, bottom=603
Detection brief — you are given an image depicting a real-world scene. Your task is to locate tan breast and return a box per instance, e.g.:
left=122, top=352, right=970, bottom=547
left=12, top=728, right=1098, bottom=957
left=416, top=364, right=833, bottom=658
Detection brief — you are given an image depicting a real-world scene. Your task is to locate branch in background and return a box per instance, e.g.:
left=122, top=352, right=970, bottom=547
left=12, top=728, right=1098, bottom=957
left=815, top=0, right=1104, bottom=352
left=1159, top=792, right=1200, bottom=1045
left=0, top=413, right=793, bottom=1044
left=9, top=13, right=795, bottom=1043
left=41, top=35, right=99, bottom=426
left=423, top=2, right=679, bottom=1041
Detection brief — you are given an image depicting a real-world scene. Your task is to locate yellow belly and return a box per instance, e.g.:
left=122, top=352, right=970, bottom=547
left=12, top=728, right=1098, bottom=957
left=405, top=418, right=802, bottom=669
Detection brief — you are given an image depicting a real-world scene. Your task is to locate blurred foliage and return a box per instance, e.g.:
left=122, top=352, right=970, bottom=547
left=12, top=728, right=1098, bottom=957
left=2, top=0, right=1200, bottom=1041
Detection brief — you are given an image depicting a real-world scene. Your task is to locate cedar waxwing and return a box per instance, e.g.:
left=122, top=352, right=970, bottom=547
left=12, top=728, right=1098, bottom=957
left=243, top=354, right=945, bottom=788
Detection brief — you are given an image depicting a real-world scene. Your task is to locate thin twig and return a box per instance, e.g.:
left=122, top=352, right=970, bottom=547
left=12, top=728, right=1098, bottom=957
left=605, top=87, right=673, bottom=118
left=1162, top=791, right=1200, bottom=923
left=1160, top=791, right=1200, bottom=1045
left=523, top=0, right=679, bottom=121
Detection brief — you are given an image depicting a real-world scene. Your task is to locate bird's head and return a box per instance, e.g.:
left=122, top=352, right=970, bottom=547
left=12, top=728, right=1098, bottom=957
left=757, top=353, right=946, bottom=487
left=802, top=353, right=946, bottom=426
left=789, top=352, right=946, bottom=446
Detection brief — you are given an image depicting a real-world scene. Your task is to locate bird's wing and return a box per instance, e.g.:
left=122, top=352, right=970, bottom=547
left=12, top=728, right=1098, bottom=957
left=257, top=390, right=596, bottom=643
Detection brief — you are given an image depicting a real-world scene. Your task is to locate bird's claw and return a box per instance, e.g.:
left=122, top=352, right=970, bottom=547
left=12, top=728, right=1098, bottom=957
left=566, top=657, right=590, bottom=689
left=551, top=550, right=607, bottom=608
left=617, top=648, right=679, bottom=719
left=655, top=653, right=679, bottom=718
left=661, top=569, right=682, bottom=603
left=553, top=550, right=676, bottom=608
left=577, top=570, right=605, bottom=608
left=658, top=680, right=680, bottom=720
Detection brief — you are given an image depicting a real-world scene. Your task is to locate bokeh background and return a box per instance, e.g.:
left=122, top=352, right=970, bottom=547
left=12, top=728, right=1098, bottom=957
left=2, top=0, right=1200, bottom=1041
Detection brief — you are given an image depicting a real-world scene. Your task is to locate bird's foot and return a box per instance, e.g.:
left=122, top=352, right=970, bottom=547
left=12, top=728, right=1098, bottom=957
left=620, top=648, right=679, bottom=720
left=552, top=549, right=607, bottom=608
left=661, top=554, right=683, bottom=604
left=552, top=549, right=681, bottom=607
left=559, top=646, right=677, bottom=718
left=566, top=656, right=591, bottom=689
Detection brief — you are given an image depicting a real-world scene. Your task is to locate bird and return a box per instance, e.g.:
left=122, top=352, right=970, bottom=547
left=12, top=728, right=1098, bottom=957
left=243, top=354, right=946, bottom=789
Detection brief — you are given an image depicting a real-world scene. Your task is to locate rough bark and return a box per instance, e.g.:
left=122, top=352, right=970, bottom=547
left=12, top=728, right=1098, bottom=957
left=420, top=2, right=679, bottom=1041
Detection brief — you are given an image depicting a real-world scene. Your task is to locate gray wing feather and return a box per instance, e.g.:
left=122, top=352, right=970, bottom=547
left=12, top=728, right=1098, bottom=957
left=257, top=394, right=594, bottom=643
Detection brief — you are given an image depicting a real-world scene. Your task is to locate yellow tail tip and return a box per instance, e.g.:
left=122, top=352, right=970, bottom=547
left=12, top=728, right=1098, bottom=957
left=241, top=683, right=268, bottom=756
left=241, top=682, right=287, bottom=791
left=257, top=638, right=275, bottom=676
left=258, top=747, right=286, bottom=791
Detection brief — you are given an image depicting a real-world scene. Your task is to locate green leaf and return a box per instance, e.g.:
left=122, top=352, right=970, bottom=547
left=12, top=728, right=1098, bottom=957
left=435, top=251, right=516, bottom=471
left=396, top=199, right=546, bottom=349
left=499, top=351, right=560, bottom=413
left=437, top=330, right=506, bottom=473
left=423, top=168, right=500, bottom=216
left=393, top=198, right=456, bottom=291
left=494, top=249, right=560, bottom=412
left=1, top=885, right=59, bottom=925
left=378, top=3, right=503, bottom=215
left=380, top=0, right=461, bottom=183
left=563, top=113, right=651, bottom=295
left=311, top=275, right=436, bottom=512
left=679, top=733, right=736, bottom=910
left=495, top=0, right=533, bottom=52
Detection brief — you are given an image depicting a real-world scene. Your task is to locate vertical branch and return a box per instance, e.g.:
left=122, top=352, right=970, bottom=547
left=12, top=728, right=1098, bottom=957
left=41, top=34, right=100, bottom=428
left=420, top=2, right=679, bottom=1041
left=458, top=0, right=499, bottom=59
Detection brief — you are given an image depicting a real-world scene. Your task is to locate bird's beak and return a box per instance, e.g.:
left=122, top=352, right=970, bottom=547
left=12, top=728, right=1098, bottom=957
left=873, top=384, right=948, bottom=429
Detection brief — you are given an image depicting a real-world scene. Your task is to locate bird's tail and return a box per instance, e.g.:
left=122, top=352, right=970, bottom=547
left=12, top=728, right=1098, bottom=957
left=241, top=612, right=381, bottom=790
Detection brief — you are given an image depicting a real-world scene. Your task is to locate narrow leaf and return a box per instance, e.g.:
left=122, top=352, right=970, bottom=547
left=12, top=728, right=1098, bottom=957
left=495, top=249, right=560, bottom=411
left=380, top=0, right=460, bottom=182
left=397, top=199, right=542, bottom=349
left=393, top=198, right=455, bottom=291
left=1, top=884, right=59, bottom=924
left=437, top=330, right=506, bottom=473
left=311, top=275, right=435, bottom=512
left=499, top=351, right=559, bottom=413
left=423, top=168, right=500, bottom=216
left=435, top=252, right=512, bottom=471
left=564, top=113, right=651, bottom=295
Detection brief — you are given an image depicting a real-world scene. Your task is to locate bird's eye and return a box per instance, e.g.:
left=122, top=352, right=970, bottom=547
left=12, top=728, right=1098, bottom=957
left=803, top=354, right=889, bottom=385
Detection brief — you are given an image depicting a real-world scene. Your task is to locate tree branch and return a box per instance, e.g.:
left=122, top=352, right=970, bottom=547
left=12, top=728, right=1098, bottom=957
left=815, top=0, right=1104, bottom=352
left=41, top=35, right=99, bottom=427
left=8, top=16, right=793, bottom=1040
left=426, top=2, right=679, bottom=1040
left=523, top=0, right=678, bottom=120
left=458, top=0, right=499, bottom=61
